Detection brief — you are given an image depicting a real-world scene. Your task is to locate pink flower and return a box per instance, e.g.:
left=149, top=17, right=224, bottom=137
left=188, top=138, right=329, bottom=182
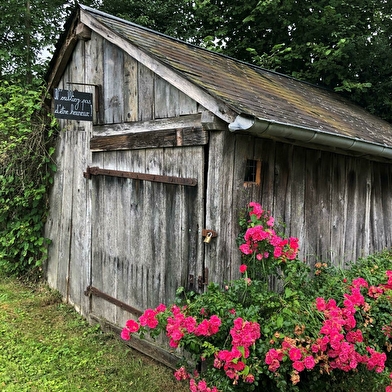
left=139, top=308, right=159, bottom=328
left=249, top=202, right=263, bottom=219
left=304, top=355, right=316, bottom=369
left=184, top=316, right=197, bottom=333
left=209, top=315, right=222, bottom=335
left=265, top=348, right=283, bottom=364
left=386, top=270, right=392, bottom=285
left=351, top=277, right=369, bottom=288
left=169, top=338, right=179, bottom=348
left=239, top=243, right=253, bottom=255
left=125, top=319, right=140, bottom=332
left=121, top=319, right=140, bottom=340
left=368, top=285, right=384, bottom=298
left=155, top=303, right=166, bottom=313
left=239, top=264, right=247, bottom=274
left=121, top=328, right=131, bottom=340
left=311, top=343, right=320, bottom=353
left=244, top=225, right=269, bottom=242
left=289, top=237, right=299, bottom=250
left=244, top=374, right=255, bottom=383
left=289, top=347, right=302, bottom=361
left=315, top=297, right=326, bottom=311
left=174, top=366, right=189, bottom=381
left=268, top=359, right=281, bottom=372
left=273, top=246, right=283, bottom=258
left=292, top=360, right=305, bottom=372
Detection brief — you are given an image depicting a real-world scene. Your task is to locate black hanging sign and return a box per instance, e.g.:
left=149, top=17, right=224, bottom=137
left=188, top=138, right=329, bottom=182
left=53, top=88, right=93, bottom=121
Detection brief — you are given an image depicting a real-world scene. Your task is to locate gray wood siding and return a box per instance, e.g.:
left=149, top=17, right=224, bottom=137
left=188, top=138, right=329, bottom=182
left=205, top=134, right=392, bottom=285
left=45, top=31, right=203, bottom=324
left=45, top=39, right=93, bottom=317
left=90, top=146, right=205, bottom=327
left=81, top=32, right=199, bottom=124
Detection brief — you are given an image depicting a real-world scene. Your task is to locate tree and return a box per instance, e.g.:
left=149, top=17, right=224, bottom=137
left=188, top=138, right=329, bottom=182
left=0, top=0, right=77, bottom=85
left=91, top=0, right=197, bottom=41
left=188, top=0, right=392, bottom=122
left=246, top=1, right=392, bottom=122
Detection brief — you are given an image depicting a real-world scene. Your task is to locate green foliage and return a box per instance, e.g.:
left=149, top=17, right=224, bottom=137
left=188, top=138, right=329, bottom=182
left=0, top=0, right=80, bottom=84
left=242, top=0, right=392, bottom=122
left=0, top=81, right=57, bottom=275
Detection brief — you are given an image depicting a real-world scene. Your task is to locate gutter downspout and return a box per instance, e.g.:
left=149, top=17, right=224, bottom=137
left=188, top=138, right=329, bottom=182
left=228, top=115, right=392, bottom=160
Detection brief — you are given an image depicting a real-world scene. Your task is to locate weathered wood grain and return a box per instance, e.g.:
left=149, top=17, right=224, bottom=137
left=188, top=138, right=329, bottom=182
left=123, top=53, right=138, bottom=122
left=90, top=127, right=208, bottom=151
left=103, top=41, right=124, bottom=123
left=92, top=113, right=203, bottom=137
left=138, top=63, right=154, bottom=121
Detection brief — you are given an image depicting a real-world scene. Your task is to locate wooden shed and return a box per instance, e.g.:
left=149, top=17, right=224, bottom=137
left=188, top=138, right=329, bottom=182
left=45, top=4, right=392, bottom=351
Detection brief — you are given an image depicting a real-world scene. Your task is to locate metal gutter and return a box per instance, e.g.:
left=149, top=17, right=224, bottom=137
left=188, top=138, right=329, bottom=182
left=229, top=115, right=392, bottom=160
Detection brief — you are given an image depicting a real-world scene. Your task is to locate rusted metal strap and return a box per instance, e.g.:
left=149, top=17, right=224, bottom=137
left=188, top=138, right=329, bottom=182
left=83, top=166, right=197, bottom=186
left=84, top=285, right=143, bottom=317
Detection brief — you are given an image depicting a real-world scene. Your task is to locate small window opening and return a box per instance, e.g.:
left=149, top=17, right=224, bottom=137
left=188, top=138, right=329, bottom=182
left=244, top=159, right=261, bottom=186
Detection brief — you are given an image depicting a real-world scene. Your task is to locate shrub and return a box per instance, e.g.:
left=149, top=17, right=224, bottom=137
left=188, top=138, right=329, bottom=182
left=0, top=81, right=56, bottom=275
left=121, top=202, right=392, bottom=392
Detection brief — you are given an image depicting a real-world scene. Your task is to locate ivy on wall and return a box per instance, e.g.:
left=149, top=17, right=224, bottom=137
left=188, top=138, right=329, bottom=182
left=0, top=81, right=57, bottom=275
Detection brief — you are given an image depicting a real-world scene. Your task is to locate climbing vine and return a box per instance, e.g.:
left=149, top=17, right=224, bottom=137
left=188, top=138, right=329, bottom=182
left=0, top=81, right=57, bottom=275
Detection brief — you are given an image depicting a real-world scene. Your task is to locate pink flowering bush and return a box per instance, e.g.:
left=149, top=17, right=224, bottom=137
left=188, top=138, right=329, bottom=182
left=121, top=202, right=392, bottom=392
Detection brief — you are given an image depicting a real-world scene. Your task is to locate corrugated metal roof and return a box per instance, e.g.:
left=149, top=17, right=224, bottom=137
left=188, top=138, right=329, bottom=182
left=80, top=5, right=392, bottom=148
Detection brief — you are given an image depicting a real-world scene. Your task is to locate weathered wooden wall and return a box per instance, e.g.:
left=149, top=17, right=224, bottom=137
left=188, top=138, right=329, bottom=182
left=45, top=32, right=206, bottom=330
left=45, top=38, right=93, bottom=317
left=204, top=132, right=392, bottom=283
left=89, top=145, right=205, bottom=328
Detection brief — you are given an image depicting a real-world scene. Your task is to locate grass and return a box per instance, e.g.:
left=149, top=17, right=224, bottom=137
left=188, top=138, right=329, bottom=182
left=0, top=274, right=189, bottom=392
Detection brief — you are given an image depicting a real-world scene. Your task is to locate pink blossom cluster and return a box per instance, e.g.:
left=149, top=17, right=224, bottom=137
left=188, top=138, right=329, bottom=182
left=166, top=305, right=221, bottom=348
left=380, top=270, right=392, bottom=292
left=174, top=367, right=220, bottom=391
left=213, top=317, right=260, bottom=384
left=189, top=378, right=219, bottom=392
left=120, top=318, right=140, bottom=340
left=121, top=303, right=222, bottom=348
left=266, top=273, right=392, bottom=385
left=121, top=303, right=166, bottom=340
left=239, top=202, right=299, bottom=262
left=265, top=337, right=315, bottom=381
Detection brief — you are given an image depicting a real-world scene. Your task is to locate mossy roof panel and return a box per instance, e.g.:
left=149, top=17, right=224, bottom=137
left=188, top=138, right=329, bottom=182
left=82, top=5, right=392, bottom=147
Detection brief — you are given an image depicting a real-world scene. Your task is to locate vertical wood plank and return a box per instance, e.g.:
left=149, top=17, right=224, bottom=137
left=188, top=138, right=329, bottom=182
left=155, top=76, right=179, bottom=119
left=138, top=63, right=155, bottom=121
left=103, top=41, right=124, bottom=123
left=288, top=145, right=306, bottom=261
left=205, top=130, right=238, bottom=283
left=124, top=53, right=138, bottom=122
left=329, top=154, right=347, bottom=266
left=86, top=31, right=103, bottom=124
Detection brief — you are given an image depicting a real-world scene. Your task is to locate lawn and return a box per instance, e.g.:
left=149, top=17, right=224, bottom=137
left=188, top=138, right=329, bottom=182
left=0, top=274, right=188, bottom=392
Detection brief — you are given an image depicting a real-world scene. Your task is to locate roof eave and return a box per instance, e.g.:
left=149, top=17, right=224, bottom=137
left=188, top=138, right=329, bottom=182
left=229, top=114, right=392, bottom=160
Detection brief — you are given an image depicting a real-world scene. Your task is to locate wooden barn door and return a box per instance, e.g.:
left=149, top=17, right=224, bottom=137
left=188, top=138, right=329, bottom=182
left=87, top=146, right=205, bottom=327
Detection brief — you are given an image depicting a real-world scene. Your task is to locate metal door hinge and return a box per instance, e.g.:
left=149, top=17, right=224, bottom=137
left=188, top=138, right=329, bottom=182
left=198, top=268, right=209, bottom=289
